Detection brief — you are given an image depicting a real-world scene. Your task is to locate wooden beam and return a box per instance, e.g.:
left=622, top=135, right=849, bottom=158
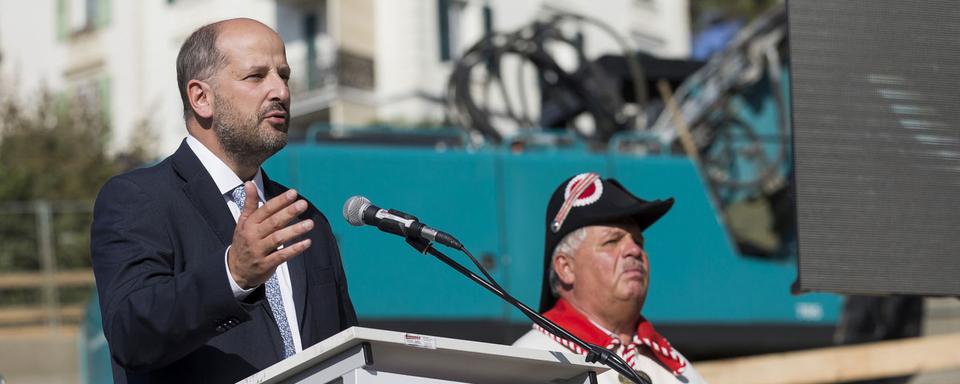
left=0, top=305, right=85, bottom=325
left=695, top=333, right=960, bottom=384
left=0, top=324, right=79, bottom=339
left=0, top=270, right=94, bottom=289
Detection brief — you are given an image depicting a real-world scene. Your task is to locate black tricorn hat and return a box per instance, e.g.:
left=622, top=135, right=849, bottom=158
left=538, top=172, right=675, bottom=312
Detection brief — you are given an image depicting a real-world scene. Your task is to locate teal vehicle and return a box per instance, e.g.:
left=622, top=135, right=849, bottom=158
left=80, top=8, right=847, bottom=382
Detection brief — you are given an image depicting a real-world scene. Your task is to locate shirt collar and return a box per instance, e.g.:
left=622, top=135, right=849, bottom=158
left=586, top=317, right=618, bottom=340
left=185, top=135, right=266, bottom=201
left=542, top=298, right=687, bottom=375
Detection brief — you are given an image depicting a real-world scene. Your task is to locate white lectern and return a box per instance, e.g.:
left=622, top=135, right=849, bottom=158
left=237, top=326, right=607, bottom=384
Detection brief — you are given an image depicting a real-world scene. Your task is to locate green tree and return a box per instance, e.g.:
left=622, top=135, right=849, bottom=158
left=0, top=92, right=118, bottom=201
left=0, top=88, right=152, bottom=306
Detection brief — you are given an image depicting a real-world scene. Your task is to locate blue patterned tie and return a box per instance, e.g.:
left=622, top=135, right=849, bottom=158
left=231, top=185, right=296, bottom=358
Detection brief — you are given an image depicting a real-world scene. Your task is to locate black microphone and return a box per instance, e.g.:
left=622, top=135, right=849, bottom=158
left=342, top=196, right=463, bottom=249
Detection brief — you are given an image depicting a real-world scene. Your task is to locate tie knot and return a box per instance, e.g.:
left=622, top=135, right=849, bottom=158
left=231, top=184, right=246, bottom=212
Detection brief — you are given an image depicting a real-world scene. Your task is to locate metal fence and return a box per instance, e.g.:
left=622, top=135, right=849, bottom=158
left=0, top=200, right=96, bottom=330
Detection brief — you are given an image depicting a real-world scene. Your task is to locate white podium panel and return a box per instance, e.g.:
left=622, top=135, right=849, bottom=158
left=238, top=327, right=606, bottom=384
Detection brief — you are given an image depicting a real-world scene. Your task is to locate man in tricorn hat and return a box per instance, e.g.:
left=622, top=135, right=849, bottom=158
left=513, top=173, right=706, bottom=384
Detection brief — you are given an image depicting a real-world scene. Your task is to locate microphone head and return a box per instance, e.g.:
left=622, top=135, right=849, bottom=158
left=343, top=196, right=371, bottom=226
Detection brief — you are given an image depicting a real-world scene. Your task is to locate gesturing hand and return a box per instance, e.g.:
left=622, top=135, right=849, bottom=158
left=228, top=181, right=314, bottom=289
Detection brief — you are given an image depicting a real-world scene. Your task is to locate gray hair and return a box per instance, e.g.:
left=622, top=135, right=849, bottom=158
left=548, top=227, right=588, bottom=298
left=176, top=22, right=227, bottom=120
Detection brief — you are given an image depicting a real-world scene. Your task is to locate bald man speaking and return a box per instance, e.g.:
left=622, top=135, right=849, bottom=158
left=91, top=19, right=357, bottom=383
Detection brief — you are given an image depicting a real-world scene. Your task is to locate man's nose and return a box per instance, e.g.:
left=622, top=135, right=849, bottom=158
left=622, top=237, right=643, bottom=258
left=268, top=73, right=290, bottom=104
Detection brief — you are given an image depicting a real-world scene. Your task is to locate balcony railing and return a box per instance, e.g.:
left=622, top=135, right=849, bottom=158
left=286, top=35, right=375, bottom=94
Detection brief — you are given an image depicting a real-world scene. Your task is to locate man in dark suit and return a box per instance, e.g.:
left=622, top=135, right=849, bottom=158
left=90, top=18, right=357, bottom=383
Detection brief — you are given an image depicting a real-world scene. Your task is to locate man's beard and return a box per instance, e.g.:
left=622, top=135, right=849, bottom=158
left=212, top=96, right=288, bottom=168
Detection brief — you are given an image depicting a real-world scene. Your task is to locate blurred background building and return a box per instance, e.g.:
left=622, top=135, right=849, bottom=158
left=0, top=0, right=690, bottom=154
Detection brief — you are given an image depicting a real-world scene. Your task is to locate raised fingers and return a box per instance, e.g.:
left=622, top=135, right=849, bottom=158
left=255, top=199, right=307, bottom=238
left=263, top=238, right=312, bottom=267
left=248, top=188, right=300, bottom=224
left=259, top=219, right=314, bottom=253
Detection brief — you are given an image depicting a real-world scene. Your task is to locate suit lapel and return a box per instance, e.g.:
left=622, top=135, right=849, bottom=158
left=262, top=172, right=309, bottom=332
left=172, top=142, right=236, bottom=246
left=171, top=141, right=289, bottom=357
left=171, top=141, right=237, bottom=246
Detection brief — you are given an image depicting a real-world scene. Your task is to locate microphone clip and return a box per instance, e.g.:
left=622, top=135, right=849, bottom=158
left=405, top=236, right=433, bottom=256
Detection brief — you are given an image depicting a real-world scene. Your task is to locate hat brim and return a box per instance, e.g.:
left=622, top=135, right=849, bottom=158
left=538, top=196, right=674, bottom=313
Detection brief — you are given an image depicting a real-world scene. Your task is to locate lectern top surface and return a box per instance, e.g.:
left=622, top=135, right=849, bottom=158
left=238, top=326, right=607, bottom=384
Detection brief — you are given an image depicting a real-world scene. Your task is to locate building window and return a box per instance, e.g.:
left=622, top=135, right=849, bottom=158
left=60, top=0, right=110, bottom=36
left=438, top=0, right=466, bottom=62
left=483, top=4, right=493, bottom=37
left=277, top=0, right=333, bottom=92
left=305, top=12, right=320, bottom=88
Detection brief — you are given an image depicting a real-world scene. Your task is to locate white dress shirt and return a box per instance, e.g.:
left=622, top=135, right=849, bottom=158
left=185, top=135, right=303, bottom=354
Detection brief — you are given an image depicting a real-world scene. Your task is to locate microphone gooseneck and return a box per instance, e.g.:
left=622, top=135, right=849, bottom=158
left=342, top=196, right=463, bottom=249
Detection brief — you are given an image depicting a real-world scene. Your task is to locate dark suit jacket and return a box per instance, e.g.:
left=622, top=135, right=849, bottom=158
left=91, top=141, right=357, bottom=383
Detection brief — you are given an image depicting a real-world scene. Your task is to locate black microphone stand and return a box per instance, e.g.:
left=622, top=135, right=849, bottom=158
left=403, top=237, right=651, bottom=384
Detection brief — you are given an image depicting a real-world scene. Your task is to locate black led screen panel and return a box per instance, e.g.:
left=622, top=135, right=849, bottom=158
left=789, top=0, right=960, bottom=295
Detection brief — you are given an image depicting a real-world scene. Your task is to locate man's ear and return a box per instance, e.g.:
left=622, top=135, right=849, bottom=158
left=187, top=79, right=214, bottom=119
left=554, top=253, right=575, bottom=286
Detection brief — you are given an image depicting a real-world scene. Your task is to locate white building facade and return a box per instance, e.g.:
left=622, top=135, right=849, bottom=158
left=0, top=0, right=689, bottom=155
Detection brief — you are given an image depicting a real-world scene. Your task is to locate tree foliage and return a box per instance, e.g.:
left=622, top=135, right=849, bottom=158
left=0, top=89, right=152, bottom=280
left=0, top=92, right=120, bottom=201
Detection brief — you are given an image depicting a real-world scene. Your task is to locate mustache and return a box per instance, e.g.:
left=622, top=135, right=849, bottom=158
left=259, top=102, right=288, bottom=117
left=621, top=258, right=646, bottom=272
